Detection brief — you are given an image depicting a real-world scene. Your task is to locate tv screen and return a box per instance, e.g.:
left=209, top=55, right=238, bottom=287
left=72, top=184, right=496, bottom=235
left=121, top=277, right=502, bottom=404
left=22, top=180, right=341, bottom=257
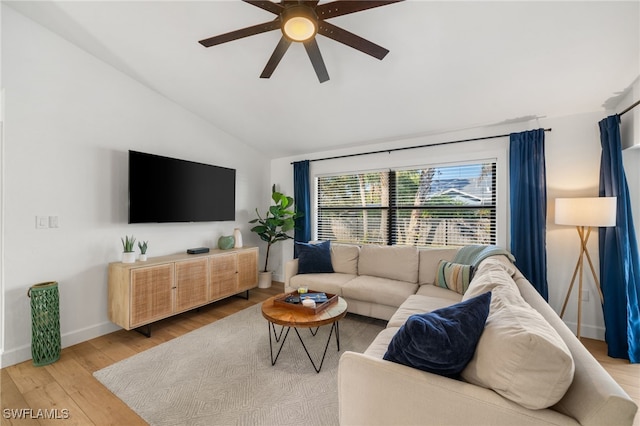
left=128, top=150, right=236, bottom=223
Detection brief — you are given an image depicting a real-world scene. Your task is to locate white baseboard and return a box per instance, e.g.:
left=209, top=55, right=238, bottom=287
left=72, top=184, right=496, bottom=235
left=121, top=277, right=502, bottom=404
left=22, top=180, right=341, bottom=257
left=562, top=320, right=605, bottom=341
left=0, top=321, right=121, bottom=368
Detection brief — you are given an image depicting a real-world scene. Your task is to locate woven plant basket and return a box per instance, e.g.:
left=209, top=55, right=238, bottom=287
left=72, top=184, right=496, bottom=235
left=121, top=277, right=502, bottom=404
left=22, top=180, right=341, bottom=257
left=28, top=281, right=61, bottom=366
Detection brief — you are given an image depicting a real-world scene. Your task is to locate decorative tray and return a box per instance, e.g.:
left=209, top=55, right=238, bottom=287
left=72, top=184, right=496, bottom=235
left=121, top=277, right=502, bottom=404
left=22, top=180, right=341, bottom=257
left=274, top=290, right=338, bottom=314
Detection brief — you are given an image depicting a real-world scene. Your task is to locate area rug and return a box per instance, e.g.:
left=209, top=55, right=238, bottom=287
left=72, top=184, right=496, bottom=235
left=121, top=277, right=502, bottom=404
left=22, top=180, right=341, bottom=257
left=94, top=303, right=386, bottom=425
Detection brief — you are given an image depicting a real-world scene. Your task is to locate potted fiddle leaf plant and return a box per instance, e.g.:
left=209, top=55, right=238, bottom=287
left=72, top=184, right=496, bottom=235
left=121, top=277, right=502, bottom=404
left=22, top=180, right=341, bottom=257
left=121, top=235, right=136, bottom=263
left=250, top=185, right=301, bottom=288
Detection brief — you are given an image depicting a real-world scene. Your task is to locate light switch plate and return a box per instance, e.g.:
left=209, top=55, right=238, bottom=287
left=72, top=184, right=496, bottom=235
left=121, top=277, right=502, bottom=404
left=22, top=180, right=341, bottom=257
left=581, top=290, right=590, bottom=302
left=36, top=216, right=48, bottom=229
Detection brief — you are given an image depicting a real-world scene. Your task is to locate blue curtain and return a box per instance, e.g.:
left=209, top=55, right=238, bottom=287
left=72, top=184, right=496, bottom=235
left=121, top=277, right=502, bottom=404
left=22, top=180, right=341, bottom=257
left=293, top=160, right=311, bottom=257
left=509, top=129, right=548, bottom=300
left=598, top=115, right=640, bottom=363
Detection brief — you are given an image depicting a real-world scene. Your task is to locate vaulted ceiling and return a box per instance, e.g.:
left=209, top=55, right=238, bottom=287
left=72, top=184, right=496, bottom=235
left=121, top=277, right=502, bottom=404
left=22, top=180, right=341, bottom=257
left=6, top=1, right=640, bottom=158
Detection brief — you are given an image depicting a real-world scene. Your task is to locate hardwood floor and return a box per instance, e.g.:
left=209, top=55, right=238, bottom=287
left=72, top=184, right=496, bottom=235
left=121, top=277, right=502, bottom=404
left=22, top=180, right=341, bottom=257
left=2, top=283, right=639, bottom=426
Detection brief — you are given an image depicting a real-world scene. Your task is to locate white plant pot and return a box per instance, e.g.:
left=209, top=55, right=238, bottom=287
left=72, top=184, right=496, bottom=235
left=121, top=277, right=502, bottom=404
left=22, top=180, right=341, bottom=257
left=258, top=271, right=272, bottom=289
left=139, top=254, right=148, bottom=262
left=122, top=252, right=136, bottom=264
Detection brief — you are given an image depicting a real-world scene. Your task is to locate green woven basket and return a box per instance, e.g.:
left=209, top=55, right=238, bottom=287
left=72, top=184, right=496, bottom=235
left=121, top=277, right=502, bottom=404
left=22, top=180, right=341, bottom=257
left=28, top=281, right=61, bottom=366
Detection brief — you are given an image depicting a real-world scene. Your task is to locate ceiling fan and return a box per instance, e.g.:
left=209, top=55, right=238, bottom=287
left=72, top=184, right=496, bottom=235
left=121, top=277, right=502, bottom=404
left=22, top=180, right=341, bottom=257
left=198, top=0, right=404, bottom=83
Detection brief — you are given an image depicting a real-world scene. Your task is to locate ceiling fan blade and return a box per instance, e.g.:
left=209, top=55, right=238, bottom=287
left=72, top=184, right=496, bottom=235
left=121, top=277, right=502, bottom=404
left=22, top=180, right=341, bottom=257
left=303, top=38, right=330, bottom=83
left=315, top=0, right=404, bottom=20
left=199, top=20, right=281, bottom=47
left=260, top=37, right=292, bottom=79
left=243, top=0, right=284, bottom=15
left=318, top=21, right=389, bottom=60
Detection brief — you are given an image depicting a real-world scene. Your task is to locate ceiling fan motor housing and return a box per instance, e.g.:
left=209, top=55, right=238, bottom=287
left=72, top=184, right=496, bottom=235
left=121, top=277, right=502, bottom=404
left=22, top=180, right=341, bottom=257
left=281, top=5, right=319, bottom=42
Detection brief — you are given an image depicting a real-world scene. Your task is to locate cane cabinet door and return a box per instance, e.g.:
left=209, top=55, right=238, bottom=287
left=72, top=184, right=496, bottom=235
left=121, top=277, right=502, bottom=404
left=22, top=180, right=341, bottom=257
left=175, top=258, right=209, bottom=313
left=130, top=263, right=174, bottom=327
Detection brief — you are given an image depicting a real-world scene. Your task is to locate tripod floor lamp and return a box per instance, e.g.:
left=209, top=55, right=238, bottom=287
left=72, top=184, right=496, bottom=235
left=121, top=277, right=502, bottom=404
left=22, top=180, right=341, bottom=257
left=555, top=197, right=617, bottom=338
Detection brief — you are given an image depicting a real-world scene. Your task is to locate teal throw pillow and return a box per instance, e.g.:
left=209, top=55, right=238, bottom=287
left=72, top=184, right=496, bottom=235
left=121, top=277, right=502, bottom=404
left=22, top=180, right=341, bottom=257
left=296, top=241, right=334, bottom=274
left=383, top=291, right=491, bottom=377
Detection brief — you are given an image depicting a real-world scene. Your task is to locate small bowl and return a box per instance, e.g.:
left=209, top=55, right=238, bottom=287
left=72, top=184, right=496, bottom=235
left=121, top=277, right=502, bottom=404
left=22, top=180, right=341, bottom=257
left=302, top=298, right=316, bottom=308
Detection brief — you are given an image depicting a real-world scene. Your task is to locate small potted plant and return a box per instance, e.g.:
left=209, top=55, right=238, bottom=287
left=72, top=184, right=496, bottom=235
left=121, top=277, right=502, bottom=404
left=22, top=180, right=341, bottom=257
left=121, top=235, right=136, bottom=263
left=250, top=185, right=301, bottom=288
left=138, top=240, right=149, bottom=261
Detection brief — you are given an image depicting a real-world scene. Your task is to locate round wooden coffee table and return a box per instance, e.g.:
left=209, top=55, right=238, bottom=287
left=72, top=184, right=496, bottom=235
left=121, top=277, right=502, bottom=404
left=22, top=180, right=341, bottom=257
left=261, top=294, right=348, bottom=373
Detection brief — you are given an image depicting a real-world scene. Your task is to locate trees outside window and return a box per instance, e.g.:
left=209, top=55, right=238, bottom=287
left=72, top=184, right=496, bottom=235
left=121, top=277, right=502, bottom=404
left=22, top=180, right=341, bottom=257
left=316, top=161, right=496, bottom=247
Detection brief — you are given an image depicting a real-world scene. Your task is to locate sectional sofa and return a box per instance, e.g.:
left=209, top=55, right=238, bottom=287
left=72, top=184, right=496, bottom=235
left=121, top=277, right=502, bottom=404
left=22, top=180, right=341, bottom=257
left=284, top=243, right=638, bottom=426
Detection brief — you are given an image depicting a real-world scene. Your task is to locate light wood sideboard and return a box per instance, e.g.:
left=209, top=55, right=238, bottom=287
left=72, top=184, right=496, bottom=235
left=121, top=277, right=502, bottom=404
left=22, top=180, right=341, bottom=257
left=108, top=246, right=258, bottom=332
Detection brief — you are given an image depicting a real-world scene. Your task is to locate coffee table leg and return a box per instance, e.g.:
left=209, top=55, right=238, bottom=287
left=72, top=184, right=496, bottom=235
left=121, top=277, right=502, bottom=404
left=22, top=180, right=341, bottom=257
left=335, top=321, right=340, bottom=351
left=270, top=322, right=286, bottom=343
left=294, top=322, right=338, bottom=373
left=268, top=321, right=291, bottom=366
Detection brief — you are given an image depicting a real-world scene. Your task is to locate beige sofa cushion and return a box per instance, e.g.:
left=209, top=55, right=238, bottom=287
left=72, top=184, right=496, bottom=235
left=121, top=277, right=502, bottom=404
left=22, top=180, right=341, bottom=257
left=289, top=273, right=356, bottom=297
left=358, top=245, right=419, bottom=283
left=415, top=284, right=464, bottom=301
left=418, top=247, right=460, bottom=285
left=342, top=275, right=418, bottom=308
left=331, top=243, right=359, bottom=275
left=387, top=294, right=462, bottom=328
left=364, top=327, right=400, bottom=358
left=461, top=265, right=575, bottom=410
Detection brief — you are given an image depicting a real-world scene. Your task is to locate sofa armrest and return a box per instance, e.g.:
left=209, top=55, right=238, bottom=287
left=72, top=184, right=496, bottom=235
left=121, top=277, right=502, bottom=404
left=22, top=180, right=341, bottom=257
left=515, top=275, right=639, bottom=426
left=338, top=352, right=578, bottom=426
left=284, top=258, right=298, bottom=291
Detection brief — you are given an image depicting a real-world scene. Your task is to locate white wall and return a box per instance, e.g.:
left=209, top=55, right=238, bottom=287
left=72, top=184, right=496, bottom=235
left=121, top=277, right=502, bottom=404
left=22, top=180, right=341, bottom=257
left=620, top=78, right=640, bottom=235
left=0, top=3, right=4, bottom=366
left=271, top=110, right=640, bottom=340
left=1, top=6, right=270, bottom=367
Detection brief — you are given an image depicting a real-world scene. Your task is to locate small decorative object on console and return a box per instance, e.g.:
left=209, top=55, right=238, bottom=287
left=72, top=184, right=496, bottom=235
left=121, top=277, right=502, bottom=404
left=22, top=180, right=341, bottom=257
left=218, top=235, right=235, bottom=250
left=233, top=228, right=243, bottom=248
left=187, top=247, right=210, bottom=254
left=121, top=235, right=136, bottom=263
left=138, top=240, right=149, bottom=261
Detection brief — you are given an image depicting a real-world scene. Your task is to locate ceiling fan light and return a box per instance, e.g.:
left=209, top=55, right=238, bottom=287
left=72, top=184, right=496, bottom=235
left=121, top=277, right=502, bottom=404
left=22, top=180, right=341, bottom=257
left=283, top=16, right=317, bottom=42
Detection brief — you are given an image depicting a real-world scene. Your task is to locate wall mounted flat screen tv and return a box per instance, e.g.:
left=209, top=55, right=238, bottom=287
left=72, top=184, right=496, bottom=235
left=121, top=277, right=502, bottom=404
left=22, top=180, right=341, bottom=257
left=128, top=150, right=236, bottom=223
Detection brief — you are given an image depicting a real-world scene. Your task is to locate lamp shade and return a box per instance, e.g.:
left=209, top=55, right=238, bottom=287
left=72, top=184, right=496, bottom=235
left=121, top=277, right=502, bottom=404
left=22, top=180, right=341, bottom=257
left=555, top=197, right=617, bottom=227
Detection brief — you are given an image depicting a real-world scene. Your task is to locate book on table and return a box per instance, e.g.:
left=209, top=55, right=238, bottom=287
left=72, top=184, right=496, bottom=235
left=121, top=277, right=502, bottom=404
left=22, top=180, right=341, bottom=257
left=299, top=293, right=328, bottom=303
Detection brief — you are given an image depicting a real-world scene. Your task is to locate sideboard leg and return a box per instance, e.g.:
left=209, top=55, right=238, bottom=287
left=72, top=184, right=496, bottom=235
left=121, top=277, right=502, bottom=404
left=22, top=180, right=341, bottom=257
left=234, top=290, right=250, bottom=300
left=134, top=324, right=151, bottom=338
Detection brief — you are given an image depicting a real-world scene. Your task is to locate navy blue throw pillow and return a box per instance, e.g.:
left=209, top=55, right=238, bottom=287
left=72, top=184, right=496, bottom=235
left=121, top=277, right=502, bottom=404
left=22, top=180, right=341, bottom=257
left=383, top=291, right=491, bottom=377
left=296, top=241, right=334, bottom=274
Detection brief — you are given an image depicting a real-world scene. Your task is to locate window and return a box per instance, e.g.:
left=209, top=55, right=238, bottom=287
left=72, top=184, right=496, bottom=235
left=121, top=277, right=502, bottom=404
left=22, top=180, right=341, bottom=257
left=317, top=172, right=389, bottom=245
left=316, top=161, right=496, bottom=247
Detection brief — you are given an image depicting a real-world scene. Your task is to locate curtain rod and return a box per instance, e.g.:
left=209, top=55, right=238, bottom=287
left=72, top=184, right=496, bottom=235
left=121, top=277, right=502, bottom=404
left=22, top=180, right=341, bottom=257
left=293, top=128, right=552, bottom=164
left=620, top=99, right=640, bottom=117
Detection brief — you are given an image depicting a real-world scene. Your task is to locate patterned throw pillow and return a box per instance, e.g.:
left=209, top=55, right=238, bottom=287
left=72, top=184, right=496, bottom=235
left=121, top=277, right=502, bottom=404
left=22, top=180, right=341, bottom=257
left=435, top=260, right=473, bottom=294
